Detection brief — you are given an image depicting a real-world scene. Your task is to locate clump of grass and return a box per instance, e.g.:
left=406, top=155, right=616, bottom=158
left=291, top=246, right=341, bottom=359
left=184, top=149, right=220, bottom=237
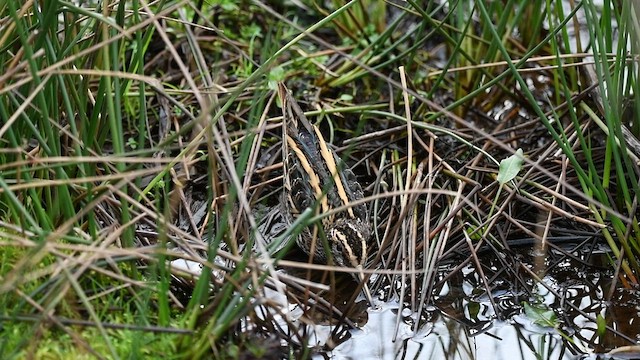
left=0, top=0, right=638, bottom=358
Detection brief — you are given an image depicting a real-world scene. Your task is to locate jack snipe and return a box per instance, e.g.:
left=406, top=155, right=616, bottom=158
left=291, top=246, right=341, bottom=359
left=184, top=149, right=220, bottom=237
left=278, top=83, right=373, bottom=299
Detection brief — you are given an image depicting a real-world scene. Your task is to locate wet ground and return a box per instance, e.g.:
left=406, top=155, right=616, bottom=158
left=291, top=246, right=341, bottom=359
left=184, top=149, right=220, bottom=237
left=165, top=235, right=640, bottom=359
left=288, top=243, right=640, bottom=359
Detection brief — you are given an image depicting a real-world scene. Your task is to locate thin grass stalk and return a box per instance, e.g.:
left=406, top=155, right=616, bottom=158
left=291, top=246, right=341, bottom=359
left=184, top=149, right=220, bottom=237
left=423, top=3, right=583, bottom=123
left=7, top=1, right=76, bottom=223
left=583, top=0, right=640, bottom=273
left=475, top=1, right=602, bottom=203
left=553, top=0, right=580, bottom=93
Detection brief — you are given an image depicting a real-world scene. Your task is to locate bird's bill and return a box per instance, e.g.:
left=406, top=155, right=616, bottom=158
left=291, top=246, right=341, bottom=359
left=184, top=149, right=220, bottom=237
left=356, top=265, right=374, bottom=305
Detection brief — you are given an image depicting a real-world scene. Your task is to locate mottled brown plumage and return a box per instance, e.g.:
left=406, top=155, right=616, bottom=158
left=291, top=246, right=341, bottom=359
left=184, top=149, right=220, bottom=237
left=278, top=83, right=371, bottom=272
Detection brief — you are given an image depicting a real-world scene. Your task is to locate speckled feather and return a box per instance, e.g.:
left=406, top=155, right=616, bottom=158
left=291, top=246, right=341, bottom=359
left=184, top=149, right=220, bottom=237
left=278, top=83, right=371, bottom=268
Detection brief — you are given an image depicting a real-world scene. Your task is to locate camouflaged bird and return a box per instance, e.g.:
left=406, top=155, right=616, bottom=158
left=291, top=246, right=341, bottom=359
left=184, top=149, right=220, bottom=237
left=277, top=83, right=371, bottom=273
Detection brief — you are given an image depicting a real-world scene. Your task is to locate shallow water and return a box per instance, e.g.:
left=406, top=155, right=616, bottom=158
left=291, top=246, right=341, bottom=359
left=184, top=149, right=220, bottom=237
left=316, top=247, right=640, bottom=360
left=325, top=302, right=571, bottom=360
left=170, top=243, right=640, bottom=359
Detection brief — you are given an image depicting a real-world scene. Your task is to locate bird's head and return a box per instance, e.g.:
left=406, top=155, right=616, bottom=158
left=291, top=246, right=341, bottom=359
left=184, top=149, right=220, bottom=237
left=327, top=217, right=370, bottom=269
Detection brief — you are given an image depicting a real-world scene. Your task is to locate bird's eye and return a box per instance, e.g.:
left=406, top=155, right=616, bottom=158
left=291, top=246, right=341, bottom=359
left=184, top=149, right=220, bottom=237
left=335, top=241, right=343, bottom=252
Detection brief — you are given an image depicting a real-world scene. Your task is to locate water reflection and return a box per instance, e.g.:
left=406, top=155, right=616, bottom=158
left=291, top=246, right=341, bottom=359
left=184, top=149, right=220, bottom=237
left=323, top=302, right=574, bottom=359
left=318, top=248, right=639, bottom=359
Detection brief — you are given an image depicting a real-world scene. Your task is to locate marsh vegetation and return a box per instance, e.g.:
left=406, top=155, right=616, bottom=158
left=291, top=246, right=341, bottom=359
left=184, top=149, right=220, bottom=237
left=0, top=1, right=638, bottom=358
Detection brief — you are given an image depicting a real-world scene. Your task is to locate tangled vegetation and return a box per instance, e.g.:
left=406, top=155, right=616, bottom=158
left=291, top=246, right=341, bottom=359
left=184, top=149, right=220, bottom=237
left=0, top=0, right=638, bottom=358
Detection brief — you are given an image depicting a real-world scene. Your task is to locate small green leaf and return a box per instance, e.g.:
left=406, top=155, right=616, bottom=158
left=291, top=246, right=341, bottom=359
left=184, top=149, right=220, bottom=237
left=523, top=301, right=558, bottom=328
left=340, top=94, right=353, bottom=102
left=126, top=137, right=138, bottom=150
left=241, top=24, right=261, bottom=39
left=267, top=66, right=285, bottom=90
left=497, top=148, right=524, bottom=185
left=596, top=313, right=607, bottom=337
left=465, top=224, right=482, bottom=241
